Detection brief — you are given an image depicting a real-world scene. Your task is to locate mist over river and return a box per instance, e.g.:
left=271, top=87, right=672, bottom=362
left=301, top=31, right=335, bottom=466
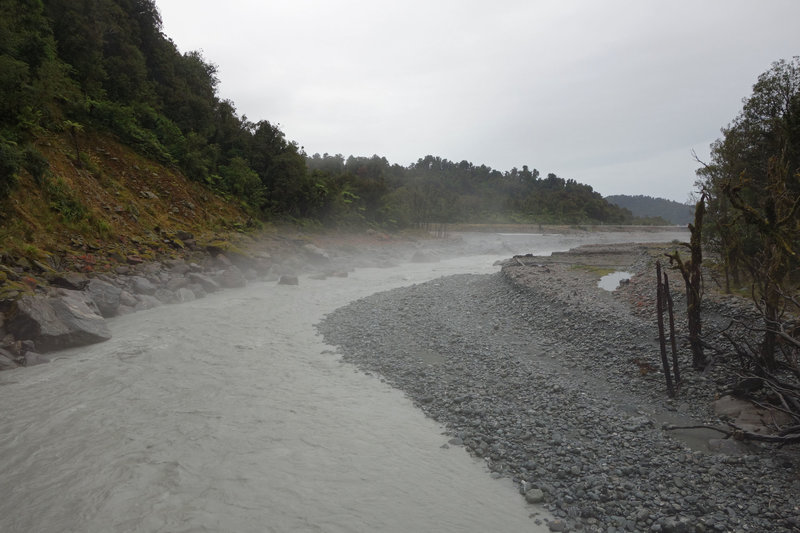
left=0, top=231, right=685, bottom=532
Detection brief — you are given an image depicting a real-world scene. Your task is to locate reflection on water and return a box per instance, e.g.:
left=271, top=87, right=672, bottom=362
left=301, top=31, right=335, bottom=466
left=598, top=271, right=633, bottom=291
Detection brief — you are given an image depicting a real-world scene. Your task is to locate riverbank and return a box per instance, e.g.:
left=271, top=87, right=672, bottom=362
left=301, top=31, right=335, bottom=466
left=318, top=242, right=800, bottom=532
left=0, top=227, right=469, bottom=366
left=0, top=226, right=673, bottom=365
left=0, top=242, right=564, bottom=533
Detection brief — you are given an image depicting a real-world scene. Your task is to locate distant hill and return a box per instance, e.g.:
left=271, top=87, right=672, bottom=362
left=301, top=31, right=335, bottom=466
left=605, top=195, right=694, bottom=225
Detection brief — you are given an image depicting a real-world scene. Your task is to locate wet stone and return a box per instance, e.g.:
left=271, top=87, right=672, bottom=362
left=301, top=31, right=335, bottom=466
left=317, top=260, right=798, bottom=532
left=525, top=488, right=545, bottom=504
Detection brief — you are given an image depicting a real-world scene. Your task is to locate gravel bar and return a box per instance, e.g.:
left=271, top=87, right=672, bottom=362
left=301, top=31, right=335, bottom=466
left=318, top=245, right=800, bottom=532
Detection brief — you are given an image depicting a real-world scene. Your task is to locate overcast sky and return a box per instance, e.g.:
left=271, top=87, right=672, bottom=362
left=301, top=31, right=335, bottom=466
left=156, top=1, right=799, bottom=203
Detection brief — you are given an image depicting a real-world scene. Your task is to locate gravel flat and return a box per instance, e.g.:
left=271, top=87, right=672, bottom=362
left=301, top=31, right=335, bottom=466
left=318, top=244, right=800, bottom=532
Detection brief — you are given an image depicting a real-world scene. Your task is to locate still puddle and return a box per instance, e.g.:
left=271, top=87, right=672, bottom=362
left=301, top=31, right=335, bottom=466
left=598, top=270, right=633, bottom=291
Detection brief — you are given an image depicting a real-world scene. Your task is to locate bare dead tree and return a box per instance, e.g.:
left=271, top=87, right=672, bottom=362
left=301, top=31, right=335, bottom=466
left=667, top=192, right=707, bottom=369
left=663, top=272, right=681, bottom=384
left=656, top=261, right=676, bottom=397
left=713, top=308, right=800, bottom=445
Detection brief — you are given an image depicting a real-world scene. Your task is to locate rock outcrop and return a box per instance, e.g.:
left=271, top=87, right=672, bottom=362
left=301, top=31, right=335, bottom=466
left=6, top=290, right=112, bottom=352
left=86, top=279, right=122, bottom=317
left=0, top=241, right=319, bottom=363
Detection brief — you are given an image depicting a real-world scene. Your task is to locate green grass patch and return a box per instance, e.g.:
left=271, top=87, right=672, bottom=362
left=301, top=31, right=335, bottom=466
left=570, top=264, right=617, bottom=277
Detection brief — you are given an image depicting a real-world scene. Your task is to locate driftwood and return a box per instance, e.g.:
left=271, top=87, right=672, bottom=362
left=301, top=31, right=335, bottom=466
left=665, top=423, right=800, bottom=445
left=664, top=424, right=731, bottom=436
left=703, top=316, right=800, bottom=446
left=727, top=423, right=800, bottom=445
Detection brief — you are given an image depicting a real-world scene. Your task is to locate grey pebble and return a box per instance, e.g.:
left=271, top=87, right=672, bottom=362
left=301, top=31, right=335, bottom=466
left=318, top=258, right=798, bottom=532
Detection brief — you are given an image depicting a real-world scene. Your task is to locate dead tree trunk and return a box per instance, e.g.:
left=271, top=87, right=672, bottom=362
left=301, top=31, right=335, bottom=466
left=663, top=272, right=681, bottom=385
left=656, top=261, right=676, bottom=397
left=667, top=193, right=707, bottom=370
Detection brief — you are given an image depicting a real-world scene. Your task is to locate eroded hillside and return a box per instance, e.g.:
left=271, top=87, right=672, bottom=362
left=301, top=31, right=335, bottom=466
left=1, top=130, right=254, bottom=298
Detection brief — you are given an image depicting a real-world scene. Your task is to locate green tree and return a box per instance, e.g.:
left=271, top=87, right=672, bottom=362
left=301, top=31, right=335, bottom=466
left=0, top=0, right=77, bottom=198
left=698, top=57, right=800, bottom=369
left=217, top=156, right=264, bottom=209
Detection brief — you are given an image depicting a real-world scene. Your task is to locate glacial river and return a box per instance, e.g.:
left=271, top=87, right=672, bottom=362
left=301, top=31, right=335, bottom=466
left=0, top=231, right=685, bottom=532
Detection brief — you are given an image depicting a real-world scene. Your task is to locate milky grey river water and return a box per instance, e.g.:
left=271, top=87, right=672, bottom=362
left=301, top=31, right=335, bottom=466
left=0, top=231, right=685, bottom=532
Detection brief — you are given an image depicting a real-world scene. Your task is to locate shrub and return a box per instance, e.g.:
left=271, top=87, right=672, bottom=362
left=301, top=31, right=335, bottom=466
left=0, top=138, right=21, bottom=199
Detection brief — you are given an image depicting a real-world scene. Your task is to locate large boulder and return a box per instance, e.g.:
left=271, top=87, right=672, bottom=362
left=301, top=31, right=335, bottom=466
left=131, top=276, right=158, bottom=295
left=251, top=252, right=273, bottom=276
left=116, top=304, right=136, bottom=316
left=213, top=253, right=233, bottom=268
left=22, top=351, right=49, bottom=367
left=51, top=272, right=90, bottom=291
left=154, top=288, right=178, bottom=304
left=86, top=278, right=122, bottom=317
left=119, top=290, right=137, bottom=307
left=167, top=260, right=190, bottom=275
left=187, top=272, right=220, bottom=293
left=302, top=244, right=331, bottom=265
left=165, top=275, right=189, bottom=292
left=175, top=287, right=196, bottom=303
left=0, top=348, right=19, bottom=370
left=411, top=250, right=438, bottom=263
left=6, top=290, right=111, bottom=352
left=217, top=267, right=247, bottom=289
left=213, top=247, right=258, bottom=272
left=134, top=294, right=162, bottom=311
left=187, top=283, right=207, bottom=299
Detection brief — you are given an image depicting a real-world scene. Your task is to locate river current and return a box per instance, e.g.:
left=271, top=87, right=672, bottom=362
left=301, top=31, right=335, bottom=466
left=0, top=231, right=685, bottom=532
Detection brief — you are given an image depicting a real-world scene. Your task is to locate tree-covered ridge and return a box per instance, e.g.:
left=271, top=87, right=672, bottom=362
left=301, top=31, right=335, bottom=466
left=306, top=154, right=637, bottom=226
left=1, top=0, right=645, bottom=229
left=605, top=195, right=693, bottom=225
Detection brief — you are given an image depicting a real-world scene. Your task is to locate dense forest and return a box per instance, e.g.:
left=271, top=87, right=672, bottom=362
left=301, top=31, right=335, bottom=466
left=0, top=0, right=650, bottom=232
left=306, top=154, right=637, bottom=226
left=693, top=56, right=800, bottom=372
left=606, top=195, right=693, bottom=225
